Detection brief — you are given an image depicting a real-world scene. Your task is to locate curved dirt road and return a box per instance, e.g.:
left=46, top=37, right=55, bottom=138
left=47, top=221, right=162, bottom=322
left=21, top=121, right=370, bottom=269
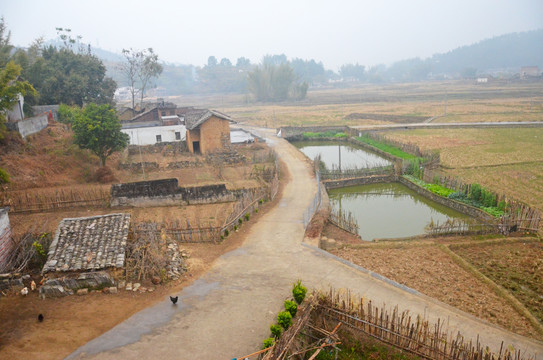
left=68, top=129, right=543, bottom=360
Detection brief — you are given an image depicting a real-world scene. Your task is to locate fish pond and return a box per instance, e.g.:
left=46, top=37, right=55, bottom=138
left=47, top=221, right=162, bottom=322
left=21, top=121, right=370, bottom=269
left=328, top=182, right=471, bottom=241
left=293, top=140, right=391, bottom=170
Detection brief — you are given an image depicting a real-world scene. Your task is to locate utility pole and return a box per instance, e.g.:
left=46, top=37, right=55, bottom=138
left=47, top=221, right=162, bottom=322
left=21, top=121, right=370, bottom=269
left=338, top=144, right=342, bottom=172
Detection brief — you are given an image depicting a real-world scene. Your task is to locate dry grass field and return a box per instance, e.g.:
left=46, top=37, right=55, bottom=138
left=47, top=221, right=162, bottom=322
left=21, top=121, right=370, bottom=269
left=165, top=80, right=543, bottom=127
left=383, top=128, right=543, bottom=211
left=328, top=234, right=542, bottom=340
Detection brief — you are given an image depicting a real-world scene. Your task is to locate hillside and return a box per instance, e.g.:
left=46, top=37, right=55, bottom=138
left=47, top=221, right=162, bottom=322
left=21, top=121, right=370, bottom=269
left=431, top=29, right=543, bottom=74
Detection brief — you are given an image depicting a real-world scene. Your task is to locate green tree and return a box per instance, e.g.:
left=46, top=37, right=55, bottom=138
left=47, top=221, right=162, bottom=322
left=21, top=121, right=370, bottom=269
left=72, top=103, right=129, bottom=166
left=0, top=61, right=37, bottom=140
left=247, top=61, right=306, bottom=102
left=0, top=17, right=13, bottom=68
left=27, top=45, right=116, bottom=106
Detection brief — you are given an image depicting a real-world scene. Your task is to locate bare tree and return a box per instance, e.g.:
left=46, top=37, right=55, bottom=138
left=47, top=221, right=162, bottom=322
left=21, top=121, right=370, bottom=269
left=120, top=48, right=143, bottom=110
left=137, top=48, right=163, bottom=109
left=120, top=48, right=163, bottom=110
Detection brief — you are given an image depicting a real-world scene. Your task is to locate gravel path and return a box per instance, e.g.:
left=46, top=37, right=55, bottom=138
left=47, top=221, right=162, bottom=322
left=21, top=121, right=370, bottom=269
left=68, top=128, right=543, bottom=360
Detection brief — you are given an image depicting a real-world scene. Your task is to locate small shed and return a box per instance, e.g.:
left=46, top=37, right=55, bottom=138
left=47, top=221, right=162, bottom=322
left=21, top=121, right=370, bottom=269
left=43, top=214, right=130, bottom=274
left=185, top=110, right=235, bottom=154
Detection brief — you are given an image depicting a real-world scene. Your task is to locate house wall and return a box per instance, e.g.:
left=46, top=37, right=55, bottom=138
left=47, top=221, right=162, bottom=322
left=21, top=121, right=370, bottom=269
left=186, top=128, right=200, bottom=153
left=0, top=208, right=12, bottom=271
left=5, top=114, right=49, bottom=138
left=199, top=116, right=231, bottom=154
left=121, top=125, right=186, bottom=145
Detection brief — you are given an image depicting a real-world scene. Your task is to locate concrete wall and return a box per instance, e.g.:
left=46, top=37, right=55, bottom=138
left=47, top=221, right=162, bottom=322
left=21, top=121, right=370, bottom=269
left=6, top=114, right=48, bottom=138
left=323, top=175, right=396, bottom=190
left=0, top=208, right=12, bottom=271
left=32, top=105, right=59, bottom=120
left=279, top=126, right=349, bottom=140
left=110, top=178, right=247, bottom=207
left=323, top=176, right=495, bottom=222
left=121, top=125, right=186, bottom=145
left=397, top=177, right=495, bottom=222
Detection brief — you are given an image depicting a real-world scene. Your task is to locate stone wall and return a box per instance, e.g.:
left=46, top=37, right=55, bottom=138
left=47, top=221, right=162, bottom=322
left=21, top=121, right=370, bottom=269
left=323, top=175, right=396, bottom=190
left=39, top=271, right=114, bottom=298
left=110, top=178, right=247, bottom=207
left=6, top=114, right=48, bottom=138
left=279, top=126, right=349, bottom=140
left=397, top=177, right=496, bottom=222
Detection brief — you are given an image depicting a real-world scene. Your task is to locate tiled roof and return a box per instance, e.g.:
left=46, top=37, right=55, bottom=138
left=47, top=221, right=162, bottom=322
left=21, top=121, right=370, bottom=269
left=185, top=109, right=235, bottom=130
left=43, top=214, right=130, bottom=273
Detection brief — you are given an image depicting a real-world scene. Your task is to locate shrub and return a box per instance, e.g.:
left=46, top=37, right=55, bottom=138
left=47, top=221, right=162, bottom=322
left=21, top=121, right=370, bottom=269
left=244, top=212, right=250, bottom=221
left=277, top=311, right=292, bottom=329
left=238, top=218, right=243, bottom=224
left=284, top=300, right=297, bottom=317
left=292, top=280, right=307, bottom=304
left=262, top=337, right=275, bottom=349
left=224, top=229, right=229, bottom=237
left=57, top=104, right=80, bottom=125
left=95, top=166, right=117, bottom=183
left=233, top=225, right=238, bottom=231
left=0, top=167, right=10, bottom=184
left=270, top=324, right=282, bottom=338
left=470, top=184, right=482, bottom=201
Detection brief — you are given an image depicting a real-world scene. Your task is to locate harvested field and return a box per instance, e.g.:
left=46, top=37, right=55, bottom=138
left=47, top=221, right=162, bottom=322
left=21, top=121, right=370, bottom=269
left=382, top=128, right=543, bottom=212
left=328, top=237, right=541, bottom=340
left=451, top=240, right=543, bottom=324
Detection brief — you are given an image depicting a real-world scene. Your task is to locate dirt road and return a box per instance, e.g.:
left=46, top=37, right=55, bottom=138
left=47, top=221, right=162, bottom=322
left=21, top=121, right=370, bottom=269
left=68, top=129, right=543, bottom=360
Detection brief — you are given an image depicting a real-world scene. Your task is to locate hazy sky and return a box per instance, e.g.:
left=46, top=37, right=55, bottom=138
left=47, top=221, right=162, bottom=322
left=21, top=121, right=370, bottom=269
left=1, top=0, right=542, bottom=70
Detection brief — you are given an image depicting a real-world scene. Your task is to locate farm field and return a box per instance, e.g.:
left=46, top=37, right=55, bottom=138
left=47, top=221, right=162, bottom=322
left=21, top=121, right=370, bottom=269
left=451, top=240, right=543, bottom=325
left=382, top=128, right=543, bottom=211
left=328, top=235, right=542, bottom=340
left=164, top=81, right=543, bottom=128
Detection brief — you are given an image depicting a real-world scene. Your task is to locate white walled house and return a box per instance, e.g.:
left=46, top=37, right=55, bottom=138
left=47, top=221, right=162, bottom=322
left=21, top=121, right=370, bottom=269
left=122, top=124, right=186, bottom=145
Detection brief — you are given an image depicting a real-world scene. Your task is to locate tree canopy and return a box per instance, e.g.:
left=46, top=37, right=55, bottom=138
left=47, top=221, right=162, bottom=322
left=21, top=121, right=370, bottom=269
left=247, top=61, right=308, bottom=102
left=24, top=45, right=116, bottom=106
left=72, top=103, right=129, bottom=166
left=120, top=48, right=163, bottom=109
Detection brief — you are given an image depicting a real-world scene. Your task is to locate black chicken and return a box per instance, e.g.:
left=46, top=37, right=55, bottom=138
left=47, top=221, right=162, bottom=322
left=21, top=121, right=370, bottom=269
left=170, top=296, right=178, bottom=305
left=38, top=314, right=44, bottom=322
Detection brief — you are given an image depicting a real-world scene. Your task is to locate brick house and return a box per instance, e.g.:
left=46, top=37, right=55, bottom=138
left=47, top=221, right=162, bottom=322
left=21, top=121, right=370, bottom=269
left=185, top=110, right=235, bottom=154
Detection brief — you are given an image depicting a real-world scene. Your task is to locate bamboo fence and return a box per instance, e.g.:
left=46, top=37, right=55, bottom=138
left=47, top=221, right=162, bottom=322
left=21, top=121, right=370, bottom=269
left=258, top=289, right=534, bottom=360
left=422, top=169, right=541, bottom=231
left=320, top=165, right=394, bottom=181
left=329, top=208, right=359, bottom=235
left=0, top=187, right=110, bottom=213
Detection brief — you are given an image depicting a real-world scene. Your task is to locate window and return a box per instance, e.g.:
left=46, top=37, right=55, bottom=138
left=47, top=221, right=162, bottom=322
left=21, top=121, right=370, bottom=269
left=175, top=132, right=181, bottom=140
left=161, top=111, right=166, bottom=116
left=156, top=135, right=162, bottom=143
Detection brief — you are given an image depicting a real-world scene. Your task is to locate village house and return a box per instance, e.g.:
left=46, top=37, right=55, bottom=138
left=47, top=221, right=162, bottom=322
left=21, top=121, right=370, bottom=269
left=120, top=103, right=187, bottom=145
left=520, top=66, right=540, bottom=79
left=184, top=109, right=235, bottom=154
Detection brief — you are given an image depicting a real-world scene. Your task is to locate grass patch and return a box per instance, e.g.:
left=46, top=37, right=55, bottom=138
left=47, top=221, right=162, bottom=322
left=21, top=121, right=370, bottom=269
left=303, top=130, right=347, bottom=139
left=356, top=135, right=417, bottom=160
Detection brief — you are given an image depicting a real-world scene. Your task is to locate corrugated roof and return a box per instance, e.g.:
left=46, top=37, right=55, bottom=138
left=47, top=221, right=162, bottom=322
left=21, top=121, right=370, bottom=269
left=43, top=214, right=130, bottom=273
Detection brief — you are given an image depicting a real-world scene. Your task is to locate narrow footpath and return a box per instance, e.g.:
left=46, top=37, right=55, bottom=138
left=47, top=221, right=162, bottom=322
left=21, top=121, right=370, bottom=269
left=68, top=129, right=543, bottom=360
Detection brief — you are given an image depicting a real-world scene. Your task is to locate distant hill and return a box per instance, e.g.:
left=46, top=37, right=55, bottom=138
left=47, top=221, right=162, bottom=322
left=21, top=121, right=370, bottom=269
left=430, top=29, right=543, bottom=75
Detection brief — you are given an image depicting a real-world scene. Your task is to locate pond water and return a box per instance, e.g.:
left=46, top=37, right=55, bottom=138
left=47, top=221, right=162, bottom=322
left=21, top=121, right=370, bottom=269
left=293, top=141, right=391, bottom=170
left=328, top=182, right=470, bottom=241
